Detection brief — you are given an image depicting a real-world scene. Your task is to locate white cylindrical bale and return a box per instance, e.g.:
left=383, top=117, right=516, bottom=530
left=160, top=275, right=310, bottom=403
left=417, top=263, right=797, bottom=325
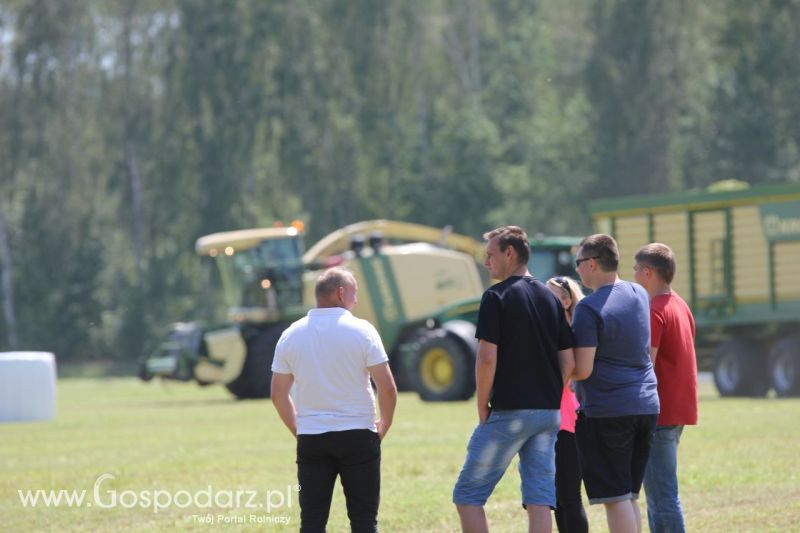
left=0, top=351, right=57, bottom=422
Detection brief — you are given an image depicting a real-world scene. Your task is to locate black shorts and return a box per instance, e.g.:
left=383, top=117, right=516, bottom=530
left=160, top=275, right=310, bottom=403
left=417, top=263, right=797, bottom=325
left=574, top=413, right=657, bottom=505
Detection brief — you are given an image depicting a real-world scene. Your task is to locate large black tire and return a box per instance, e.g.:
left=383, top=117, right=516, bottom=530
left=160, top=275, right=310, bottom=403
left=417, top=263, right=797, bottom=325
left=389, top=356, right=415, bottom=393
left=713, top=338, right=769, bottom=397
left=225, top=325, right=287, bottom=400
left=412, top=330, right=475, bottom=402
left=770, top=335, right=800, bottom=398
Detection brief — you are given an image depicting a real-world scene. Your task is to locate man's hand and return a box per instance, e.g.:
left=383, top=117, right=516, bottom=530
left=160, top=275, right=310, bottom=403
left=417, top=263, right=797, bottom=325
left=376, top=419, right=391, bottom=440
left=478, top=401, right=490, bottom=424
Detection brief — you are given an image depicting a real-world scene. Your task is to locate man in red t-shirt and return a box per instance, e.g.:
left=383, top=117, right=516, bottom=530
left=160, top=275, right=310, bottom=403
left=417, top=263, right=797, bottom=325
left=634, top=243, right=698, bottom=533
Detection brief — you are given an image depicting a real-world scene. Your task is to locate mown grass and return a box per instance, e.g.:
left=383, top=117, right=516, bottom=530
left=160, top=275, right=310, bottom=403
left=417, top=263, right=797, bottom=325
left=1, top=377, right=799, bottom=532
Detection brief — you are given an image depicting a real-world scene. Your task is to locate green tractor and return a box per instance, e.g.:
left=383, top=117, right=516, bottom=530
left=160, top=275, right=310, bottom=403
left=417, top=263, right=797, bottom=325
left=139, top=220, right=580, bottom=401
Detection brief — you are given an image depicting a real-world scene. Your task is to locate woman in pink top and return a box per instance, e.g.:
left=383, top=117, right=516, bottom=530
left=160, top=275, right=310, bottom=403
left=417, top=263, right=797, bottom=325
left=547, top=276, right=588, bottom=533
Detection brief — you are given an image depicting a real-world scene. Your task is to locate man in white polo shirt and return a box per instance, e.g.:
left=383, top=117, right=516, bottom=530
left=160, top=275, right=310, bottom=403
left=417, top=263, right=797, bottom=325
left=271, top=267, right=398, bottom=533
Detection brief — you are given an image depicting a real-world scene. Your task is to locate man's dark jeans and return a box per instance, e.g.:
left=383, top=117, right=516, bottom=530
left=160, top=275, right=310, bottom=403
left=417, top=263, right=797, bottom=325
left=297, top=429, right=381, bottom=533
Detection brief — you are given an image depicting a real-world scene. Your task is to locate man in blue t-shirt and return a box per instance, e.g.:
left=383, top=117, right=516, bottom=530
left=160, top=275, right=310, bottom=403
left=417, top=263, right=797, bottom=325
left=571, top=234, right=659, bottom=533
left=453, top=226, right=575, bottom=533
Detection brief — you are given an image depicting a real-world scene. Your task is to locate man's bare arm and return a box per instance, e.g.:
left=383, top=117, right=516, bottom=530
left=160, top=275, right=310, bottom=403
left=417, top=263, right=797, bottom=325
left=558, top=348, right=575, bottom=385
left=270, top=372, right=297, bottom=437
left=475, top=340, right=498, bottom=423
left=368, top=362, right=398, bottom=440
left=572, top=346, right=597, bottom=381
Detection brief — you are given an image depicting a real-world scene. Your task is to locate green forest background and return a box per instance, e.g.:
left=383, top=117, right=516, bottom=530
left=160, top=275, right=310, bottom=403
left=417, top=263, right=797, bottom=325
left=1, top=0, right=798, bottom=362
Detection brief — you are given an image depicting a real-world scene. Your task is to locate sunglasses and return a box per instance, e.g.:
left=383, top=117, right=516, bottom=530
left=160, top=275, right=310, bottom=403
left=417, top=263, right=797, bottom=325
left=575, top=256, right=599, bottom=267
left=553, top=277, right=570, bottom=290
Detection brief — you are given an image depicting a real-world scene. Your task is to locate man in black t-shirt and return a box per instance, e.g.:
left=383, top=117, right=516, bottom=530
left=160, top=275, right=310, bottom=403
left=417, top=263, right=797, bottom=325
left=453, top=226, right=575, bottom=533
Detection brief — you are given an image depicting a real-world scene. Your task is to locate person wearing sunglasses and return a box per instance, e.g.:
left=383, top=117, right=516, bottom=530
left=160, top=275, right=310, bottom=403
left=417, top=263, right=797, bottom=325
left=570, top=234, right=660, bottom=533
left=546, top=276, right=589, bottom=533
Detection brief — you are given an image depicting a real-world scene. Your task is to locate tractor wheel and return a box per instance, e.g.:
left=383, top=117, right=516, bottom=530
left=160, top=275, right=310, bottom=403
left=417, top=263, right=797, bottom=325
left=713, top=338, right=769, bottom=397
left=225, top=325, right=286, bottom=400
left=770, top=335, right=800, bottom=397
left=412, top=331, right=475, bottom=402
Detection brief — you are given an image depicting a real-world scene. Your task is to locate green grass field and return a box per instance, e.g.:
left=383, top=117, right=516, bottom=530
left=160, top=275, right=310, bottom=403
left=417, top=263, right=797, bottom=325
left=2, top=377, right=799, bottom=532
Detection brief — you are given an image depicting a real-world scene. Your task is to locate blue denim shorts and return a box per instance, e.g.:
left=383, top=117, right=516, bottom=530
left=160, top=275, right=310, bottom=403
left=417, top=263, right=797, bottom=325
left=453, top=409, right=560, bottom=508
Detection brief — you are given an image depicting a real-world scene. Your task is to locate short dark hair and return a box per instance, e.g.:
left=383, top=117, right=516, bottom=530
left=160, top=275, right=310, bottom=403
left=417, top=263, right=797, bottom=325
left=635, top=243, right=676, bottom=284
left=315, top=267, right=355, bottom=300
left=578, top=234, right=619, bottom=272
left=483, top=226, right=530, bottom=265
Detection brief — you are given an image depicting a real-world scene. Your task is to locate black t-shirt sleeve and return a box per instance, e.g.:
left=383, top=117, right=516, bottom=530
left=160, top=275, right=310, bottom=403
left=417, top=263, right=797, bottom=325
left=475, top=290, right=502, bottom=344
left=556, top=307, right=575, bottom=350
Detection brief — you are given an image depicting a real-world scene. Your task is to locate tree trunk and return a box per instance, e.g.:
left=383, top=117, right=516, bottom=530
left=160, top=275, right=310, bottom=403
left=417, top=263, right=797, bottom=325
left=123, top=2, right=145, bottom=284
left=126, top=141, right=145, bottom=282
left=0, top=212, right=18, bottom=349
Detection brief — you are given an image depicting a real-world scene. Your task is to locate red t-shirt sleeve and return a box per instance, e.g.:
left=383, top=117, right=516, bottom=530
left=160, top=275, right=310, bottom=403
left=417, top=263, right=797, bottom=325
left=650, top=306, right=666, bottom=349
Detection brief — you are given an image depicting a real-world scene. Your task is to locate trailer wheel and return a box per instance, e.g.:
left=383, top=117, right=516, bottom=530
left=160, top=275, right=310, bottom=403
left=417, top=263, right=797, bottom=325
left=225, top=325, right=286, bottom=400
left=713, top=339, right=769, bottom=397
left=412, top=331, right=474, bottom=402
left=770, top=335, right=800, bottom=397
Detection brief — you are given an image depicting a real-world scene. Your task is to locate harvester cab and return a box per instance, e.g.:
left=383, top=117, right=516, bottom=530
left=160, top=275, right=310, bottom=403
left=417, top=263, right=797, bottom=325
left=195, top=224, right=307, bottom=324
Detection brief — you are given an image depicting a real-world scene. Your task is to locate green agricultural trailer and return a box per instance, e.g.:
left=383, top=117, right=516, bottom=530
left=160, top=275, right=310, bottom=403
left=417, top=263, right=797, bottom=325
left=590, top=181, right=800, bottom=397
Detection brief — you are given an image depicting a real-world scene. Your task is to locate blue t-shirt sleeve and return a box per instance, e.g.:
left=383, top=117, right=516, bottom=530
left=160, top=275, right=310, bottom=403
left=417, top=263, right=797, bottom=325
left=475, top=290, right=501, bottom=344
left=572, top=300, right=599, bottom=348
